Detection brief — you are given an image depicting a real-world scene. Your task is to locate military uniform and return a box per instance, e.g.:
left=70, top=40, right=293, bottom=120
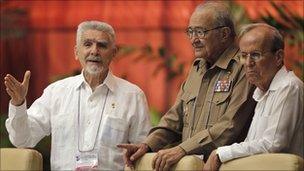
left=144, top=44, right=256, bottom=158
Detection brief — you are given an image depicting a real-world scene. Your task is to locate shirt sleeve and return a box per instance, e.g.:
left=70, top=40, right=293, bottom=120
left=129, top=90, right=151, bottom=144
left=5, top=86, right=53, bottom=148
left=178, top=69, right=256, bottom=154
left=217, top=82, right=303, bottom=162
left=144, top=83, right=184, bottom=152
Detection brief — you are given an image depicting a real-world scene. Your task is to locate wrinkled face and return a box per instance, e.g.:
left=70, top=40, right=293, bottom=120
left=239, top=28, right=281, bottom=90
left=75, top=29, right=116, bottom=76
left=188, top=10, right=223, bottom=63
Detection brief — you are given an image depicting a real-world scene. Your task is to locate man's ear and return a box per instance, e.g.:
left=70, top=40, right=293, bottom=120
left=275, top=49, right=284, bottom=67
left=221, top=27, right=231, bottom=42
left=74, top=46, right=79, bottom=60
left=112, top=45, right=118, bottom=59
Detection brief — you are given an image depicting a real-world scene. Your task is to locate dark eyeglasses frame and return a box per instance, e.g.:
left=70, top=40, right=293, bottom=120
left=185, top=26, right=226, bottom=38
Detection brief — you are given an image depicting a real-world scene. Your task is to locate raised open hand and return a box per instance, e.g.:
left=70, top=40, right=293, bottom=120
left=4, top=71, right=31, bottom=106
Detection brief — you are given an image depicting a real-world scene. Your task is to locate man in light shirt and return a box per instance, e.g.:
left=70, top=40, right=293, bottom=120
left=203, top=23, right=303, bottom=171
left=4, top=21, right=151, bottom=170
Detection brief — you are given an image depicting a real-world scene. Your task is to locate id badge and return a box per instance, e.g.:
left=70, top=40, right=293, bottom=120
left=75, top=151, right=98, bottom=171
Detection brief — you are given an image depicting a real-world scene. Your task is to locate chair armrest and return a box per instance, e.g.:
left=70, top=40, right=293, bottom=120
left=125, top=152, right=204, bottom=170
left=220, top=153, right=304, bottom=171
left=0, top=148, right=43, bottom=171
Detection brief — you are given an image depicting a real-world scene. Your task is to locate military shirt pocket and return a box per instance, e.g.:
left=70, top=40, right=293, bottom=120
left=180, top=93, right=196, bottom=127
left=208, top=91, right=232, bottom=124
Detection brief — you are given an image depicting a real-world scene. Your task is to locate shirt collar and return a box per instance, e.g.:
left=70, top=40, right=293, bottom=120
left=103, top=71, right=116, bottom=92
left=192, top=44, right=239, bottom=71
left=193, top=58, right=206, bottom=71
left=253, top=66, right=287, bottom=102
left=212, top=44, right=239, bottom=69
left=268, top=66, right=288, bottom=91
left=74, top=70, right=117, bottom=92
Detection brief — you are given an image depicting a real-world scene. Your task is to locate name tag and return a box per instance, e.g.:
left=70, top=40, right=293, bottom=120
left=214, top=80, right=231, bottom=92
left=75, top=151, right=98, bottom=170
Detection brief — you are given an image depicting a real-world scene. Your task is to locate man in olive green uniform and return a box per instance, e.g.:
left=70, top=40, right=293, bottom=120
left=118, top=2, right=256, bottom=170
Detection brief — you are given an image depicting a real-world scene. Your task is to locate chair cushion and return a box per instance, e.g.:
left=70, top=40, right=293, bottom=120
left=125, top=152, right=204, bottom=170
left=0, top=148, right=43, bottom=170
left=220, top=153, right=304, bottom=171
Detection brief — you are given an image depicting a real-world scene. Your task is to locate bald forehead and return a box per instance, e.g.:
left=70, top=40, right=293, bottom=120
left=240, top=27, right=273, bottom=51
left=244, top=27, right=273, bottom=42
left=189, top=9, right=215, bottom=27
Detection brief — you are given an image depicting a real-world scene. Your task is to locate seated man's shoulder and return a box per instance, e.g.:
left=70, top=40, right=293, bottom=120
left=278, top=71, right=304, bottom=95
left=46, top=75, right=81, bottom=91
left=285, top=72, right=303, bottom=89
left=113, top=76, right=145, bottom=95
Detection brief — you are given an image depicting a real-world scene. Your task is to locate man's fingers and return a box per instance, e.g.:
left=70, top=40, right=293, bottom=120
left=22, top=70, right=31, bottom=88
left=6, top=87, right=15, bottom=98
left=152, top=154, right=157, bottom=169
left=122, top=151, right=133, bottom=167
left=159, top=158, right=167, bottom=171
left=117, top=144, right=146, bottom=162
left=6, top=74, right=20, bottom=85
left=154, top=155, right=162, bottom=171
left=130, top=148, right=145, bottom=161
left=163, top=163, right=170, bottom=171
left=117, top=144, right=137, bottom=166
left=5, top=76, right=19, bottom=90
left=117, top=144, right=132, bottom=150
left=4, top=80, right=16, bottom=91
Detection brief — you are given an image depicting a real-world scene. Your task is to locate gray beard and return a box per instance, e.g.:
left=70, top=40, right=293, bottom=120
left=85, top=65, right=103, bottom=75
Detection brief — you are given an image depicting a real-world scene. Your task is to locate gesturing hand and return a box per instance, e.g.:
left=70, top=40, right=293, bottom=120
left=4, top=71, right=31, bottom=106
left=117, top=143, right=149, bottom=168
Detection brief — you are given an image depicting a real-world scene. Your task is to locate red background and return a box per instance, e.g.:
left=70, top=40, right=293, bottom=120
left=1, top=0, right=303, bottom=114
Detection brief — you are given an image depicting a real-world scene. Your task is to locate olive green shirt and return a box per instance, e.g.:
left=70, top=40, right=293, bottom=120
left=144, top=44, right=256, bottom=157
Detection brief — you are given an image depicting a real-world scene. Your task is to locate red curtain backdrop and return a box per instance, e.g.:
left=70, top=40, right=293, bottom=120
left=1, top=0, right=303, bottom=114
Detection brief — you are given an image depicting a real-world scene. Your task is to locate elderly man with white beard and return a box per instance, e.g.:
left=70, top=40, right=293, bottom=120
left=4, top=20, right=151, bottom=170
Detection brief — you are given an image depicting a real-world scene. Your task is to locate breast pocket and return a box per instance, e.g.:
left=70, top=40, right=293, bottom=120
left=208, top=91, right=231, bottom=125
left=180, top=93, right=196, bottom=140
left=181, top=93, right=196, bottom=127
left=100, top=116, right=128, bottom=147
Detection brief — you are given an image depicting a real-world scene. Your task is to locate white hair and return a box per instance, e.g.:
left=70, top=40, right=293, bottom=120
left=195, top=1, right=236, bottom=37
left=76, top=21, right=116, bottom=47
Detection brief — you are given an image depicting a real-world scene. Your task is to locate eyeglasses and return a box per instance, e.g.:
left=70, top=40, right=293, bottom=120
left=185, top=26, right=226, bottom=39
left=240, top=51, right=265, bottom=62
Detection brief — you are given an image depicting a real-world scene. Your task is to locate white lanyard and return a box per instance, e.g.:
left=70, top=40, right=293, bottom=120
left=77, top=87, right=109, bottom=152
